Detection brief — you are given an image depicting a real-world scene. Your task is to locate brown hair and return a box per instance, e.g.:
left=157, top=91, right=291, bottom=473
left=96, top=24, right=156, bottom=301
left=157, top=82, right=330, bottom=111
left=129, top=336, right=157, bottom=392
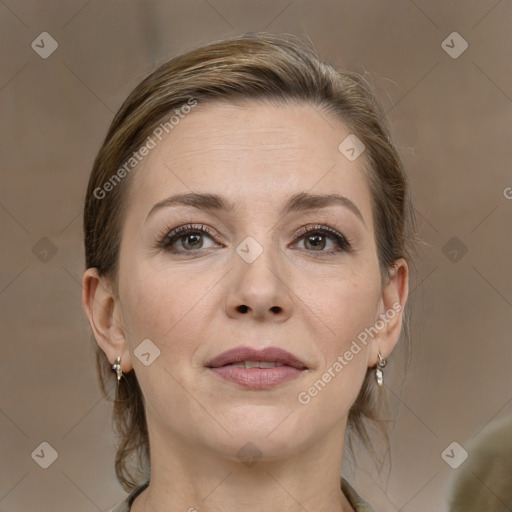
left=83, top=32, right=418, bottom=492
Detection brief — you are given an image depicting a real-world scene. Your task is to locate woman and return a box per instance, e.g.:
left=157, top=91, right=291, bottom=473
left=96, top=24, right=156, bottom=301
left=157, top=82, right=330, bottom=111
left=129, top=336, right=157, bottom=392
left=81, top=32, right=415, bottom=512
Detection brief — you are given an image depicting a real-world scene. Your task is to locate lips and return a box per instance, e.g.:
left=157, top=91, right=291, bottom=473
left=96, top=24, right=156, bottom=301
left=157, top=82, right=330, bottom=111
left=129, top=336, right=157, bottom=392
left=206, top=346, right=308, bottom=390
left=205, top=346, right=308, bottom=370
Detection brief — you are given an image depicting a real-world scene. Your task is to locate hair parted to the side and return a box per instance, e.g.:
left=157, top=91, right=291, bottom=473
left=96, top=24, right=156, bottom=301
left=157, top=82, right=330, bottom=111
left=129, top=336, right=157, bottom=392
left=83, top=32, right=419, bottom=492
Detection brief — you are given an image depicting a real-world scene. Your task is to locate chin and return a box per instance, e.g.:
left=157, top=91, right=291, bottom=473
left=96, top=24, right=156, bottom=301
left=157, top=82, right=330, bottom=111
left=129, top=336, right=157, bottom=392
left=219, top=435, right=304, bottom=465
left=207, top=413, right=307, bottom=459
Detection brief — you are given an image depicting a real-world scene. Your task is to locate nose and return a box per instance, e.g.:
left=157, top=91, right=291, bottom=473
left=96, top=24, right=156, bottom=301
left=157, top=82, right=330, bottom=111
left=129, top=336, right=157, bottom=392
left=224, top=241, right=293, bottom=322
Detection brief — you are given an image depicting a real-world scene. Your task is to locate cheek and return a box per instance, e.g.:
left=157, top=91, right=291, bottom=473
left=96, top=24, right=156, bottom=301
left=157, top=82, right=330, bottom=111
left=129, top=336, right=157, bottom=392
left=308, top=269, right=381, bottom=344
left=119, top=266, right=196, bottom=348
left=120, top=265, right=221, bottom=382
left=120, top=273, right=208, bottom=407
left=335, top=279, right=379, bottom=331
left=296, top=278, right=378, bottom=419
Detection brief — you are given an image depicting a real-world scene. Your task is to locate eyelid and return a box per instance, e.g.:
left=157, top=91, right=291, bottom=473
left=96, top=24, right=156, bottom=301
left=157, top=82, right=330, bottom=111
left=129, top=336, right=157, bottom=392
left=156, top=222, right=353, bottom=254
left=293, top=223, right=341, bottom=239
left=158, top=223, right=220, bottom=246
left=291, top=223, right=353, bottom=252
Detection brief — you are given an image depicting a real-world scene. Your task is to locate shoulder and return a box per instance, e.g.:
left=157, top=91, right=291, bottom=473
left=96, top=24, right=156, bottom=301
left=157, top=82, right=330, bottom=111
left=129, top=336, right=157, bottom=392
left=109, top=479, right=373, bottom=512
left=107, top=499, right=130, bottom=512
left=108, top=481, right=150, bottom=512
left=447, top=415, right=512, bottom=511
left=341, top=477, right=376, bottom=512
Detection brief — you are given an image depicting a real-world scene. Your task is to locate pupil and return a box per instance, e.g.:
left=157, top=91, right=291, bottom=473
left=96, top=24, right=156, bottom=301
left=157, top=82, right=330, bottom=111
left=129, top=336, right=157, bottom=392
left=185, top=234, right=202, bottom=249
left=307, top=234, right=325, bottom=250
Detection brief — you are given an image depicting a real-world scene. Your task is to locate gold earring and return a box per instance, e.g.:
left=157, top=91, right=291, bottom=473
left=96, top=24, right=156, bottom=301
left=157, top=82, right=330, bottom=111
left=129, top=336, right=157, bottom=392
left=112, top=356, right=123, bottom=381
left=375, top=352, right=387, bottom=386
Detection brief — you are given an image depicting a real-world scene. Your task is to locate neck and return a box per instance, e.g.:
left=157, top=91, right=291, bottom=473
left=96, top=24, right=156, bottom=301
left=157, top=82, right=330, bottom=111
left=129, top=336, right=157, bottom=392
left=131, top=419, right=355, bottom=512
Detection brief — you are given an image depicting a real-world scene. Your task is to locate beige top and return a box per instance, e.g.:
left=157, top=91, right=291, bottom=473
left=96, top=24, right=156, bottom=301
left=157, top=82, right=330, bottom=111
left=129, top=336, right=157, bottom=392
left=109, top=477, right=375, bottom=512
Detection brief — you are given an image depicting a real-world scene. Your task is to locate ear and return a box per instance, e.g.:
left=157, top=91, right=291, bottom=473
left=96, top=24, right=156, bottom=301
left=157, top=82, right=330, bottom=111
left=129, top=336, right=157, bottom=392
left=81, top=267, right=134, bottom=374
left=368, top=258, right=409, bottom=368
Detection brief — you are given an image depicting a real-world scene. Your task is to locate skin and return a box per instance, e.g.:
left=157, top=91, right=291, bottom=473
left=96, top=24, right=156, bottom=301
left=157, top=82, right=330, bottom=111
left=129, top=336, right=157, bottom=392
left=82, top=101, right=409, bottom=512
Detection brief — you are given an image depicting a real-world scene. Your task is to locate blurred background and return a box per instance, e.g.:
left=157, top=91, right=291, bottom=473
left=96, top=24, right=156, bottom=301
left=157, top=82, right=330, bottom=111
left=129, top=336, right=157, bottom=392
left=1, top=1, right=511, bottom=511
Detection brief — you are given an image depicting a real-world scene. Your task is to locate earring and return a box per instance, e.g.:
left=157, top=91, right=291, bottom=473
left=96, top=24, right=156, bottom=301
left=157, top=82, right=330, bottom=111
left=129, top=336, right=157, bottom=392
left=112, top=356, right=123, bottom=382
left=375, top=352, right=387, bottom=386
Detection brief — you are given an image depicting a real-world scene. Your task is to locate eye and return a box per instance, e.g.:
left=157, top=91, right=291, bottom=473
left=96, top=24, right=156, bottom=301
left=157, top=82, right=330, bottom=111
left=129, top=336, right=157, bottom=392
left=157, top=224, right=221, bottom=253
left=292, top=224, right=352, bottom=255
left=156, top=223, right=352, bottom=256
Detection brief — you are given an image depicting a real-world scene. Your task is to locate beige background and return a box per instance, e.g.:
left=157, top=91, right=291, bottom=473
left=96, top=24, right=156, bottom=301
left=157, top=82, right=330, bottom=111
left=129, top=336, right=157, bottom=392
left=1, top=1, right=511, bottom=511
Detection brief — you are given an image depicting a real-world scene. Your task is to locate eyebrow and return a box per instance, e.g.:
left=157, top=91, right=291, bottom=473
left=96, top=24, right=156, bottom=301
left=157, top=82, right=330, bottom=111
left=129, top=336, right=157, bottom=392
left=145, top=191, right=366, bottom=227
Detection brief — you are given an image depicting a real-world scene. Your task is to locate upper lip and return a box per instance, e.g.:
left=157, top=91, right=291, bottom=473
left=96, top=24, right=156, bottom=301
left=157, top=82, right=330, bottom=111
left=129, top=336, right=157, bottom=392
left=206, top=346, right=308, bottom=370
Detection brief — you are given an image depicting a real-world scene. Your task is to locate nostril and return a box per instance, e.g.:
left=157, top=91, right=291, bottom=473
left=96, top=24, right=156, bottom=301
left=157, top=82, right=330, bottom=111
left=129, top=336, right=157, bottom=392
left=237, top=305, right=249, bottom=313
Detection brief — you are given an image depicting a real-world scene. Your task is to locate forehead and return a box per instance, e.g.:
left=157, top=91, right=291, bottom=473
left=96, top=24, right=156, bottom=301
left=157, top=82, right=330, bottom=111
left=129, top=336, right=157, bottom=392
left=126, top=100, right=374, bottom=227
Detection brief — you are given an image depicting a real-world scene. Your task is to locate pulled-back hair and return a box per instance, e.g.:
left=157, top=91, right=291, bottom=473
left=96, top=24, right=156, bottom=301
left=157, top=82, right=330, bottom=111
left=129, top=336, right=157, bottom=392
left=83, top=32, right=418, bottom=492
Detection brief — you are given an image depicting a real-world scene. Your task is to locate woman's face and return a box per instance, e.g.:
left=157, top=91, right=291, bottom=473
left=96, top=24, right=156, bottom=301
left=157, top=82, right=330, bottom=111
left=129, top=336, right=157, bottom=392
left=112, top=100, right=402, bottom=460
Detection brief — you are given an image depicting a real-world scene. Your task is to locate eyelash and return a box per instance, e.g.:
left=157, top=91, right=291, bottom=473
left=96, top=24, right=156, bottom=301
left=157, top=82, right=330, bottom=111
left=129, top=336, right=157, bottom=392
left=156, top=223, right=352, bottom=256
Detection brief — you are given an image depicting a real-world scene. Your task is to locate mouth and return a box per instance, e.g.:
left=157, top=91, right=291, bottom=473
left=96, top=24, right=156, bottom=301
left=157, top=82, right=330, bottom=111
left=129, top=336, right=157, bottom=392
left=205, top=346, right=308, bottom=390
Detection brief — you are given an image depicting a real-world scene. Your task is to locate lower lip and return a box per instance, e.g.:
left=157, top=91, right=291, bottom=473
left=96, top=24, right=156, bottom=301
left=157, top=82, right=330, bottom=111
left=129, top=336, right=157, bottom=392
left=208, top=365, right=305, bottom=390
